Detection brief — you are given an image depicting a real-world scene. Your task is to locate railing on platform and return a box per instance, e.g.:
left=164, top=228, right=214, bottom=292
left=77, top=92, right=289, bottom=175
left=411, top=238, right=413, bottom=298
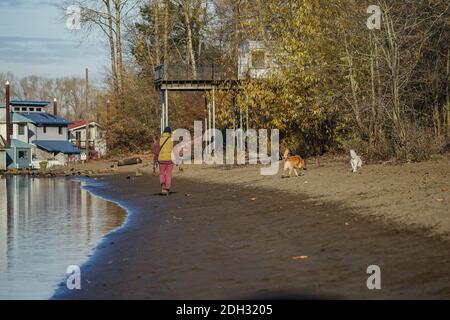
left=154, top=64, right=236, bottom=82
left=74, top=140, right=95, bottom=150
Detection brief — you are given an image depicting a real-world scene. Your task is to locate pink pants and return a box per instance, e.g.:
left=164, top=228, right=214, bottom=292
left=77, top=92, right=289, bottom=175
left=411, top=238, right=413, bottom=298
left=159, top=163, right=174, bottom=189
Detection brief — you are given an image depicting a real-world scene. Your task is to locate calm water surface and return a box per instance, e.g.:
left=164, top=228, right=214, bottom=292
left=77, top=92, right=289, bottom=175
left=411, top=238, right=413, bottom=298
left=0, top=176, right=125, bottom=299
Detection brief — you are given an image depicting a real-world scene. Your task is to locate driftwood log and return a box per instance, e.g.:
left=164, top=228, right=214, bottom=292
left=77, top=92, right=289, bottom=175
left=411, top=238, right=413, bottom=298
left=117, top=157, right=143, bottom=167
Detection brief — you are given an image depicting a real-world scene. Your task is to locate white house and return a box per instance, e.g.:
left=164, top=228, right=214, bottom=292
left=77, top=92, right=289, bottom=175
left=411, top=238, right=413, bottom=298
left=238, top=40, right=280, bottom=80
left=69, top=120, right=107, bottom=159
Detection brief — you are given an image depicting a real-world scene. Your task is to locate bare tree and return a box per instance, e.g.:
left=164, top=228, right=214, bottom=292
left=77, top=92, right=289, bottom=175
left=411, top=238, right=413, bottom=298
left=153, top=0, right=161, bottom=65
left=174, top=0, right=197, bottom=77
left=163, top=0, right=169, bottom=69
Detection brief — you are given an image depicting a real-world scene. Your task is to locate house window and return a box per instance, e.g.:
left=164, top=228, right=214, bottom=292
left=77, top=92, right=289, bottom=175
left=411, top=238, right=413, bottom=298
left=21, top=107, right=27, bottom=112
left=43, top=126, right=47, bottom=133
left=9, top=125, right=13, bottom=135
left=36, top=108, right=42, bottom=112
left=18, top=124, right=25, bottom=135
left=18, top=150, right=28, bottom=160
left=58, top=126, right=63, bottom=135
left=76, top=131, right=81, bottom=140
left=29, top=108, right=35, bottom=112
left=251, top=51, right=266, bottom=69
left=15, top=107, right=20, bottom=111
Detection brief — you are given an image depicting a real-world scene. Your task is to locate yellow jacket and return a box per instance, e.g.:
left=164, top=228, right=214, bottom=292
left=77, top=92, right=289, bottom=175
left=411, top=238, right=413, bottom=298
left=158, top=132, right=173, bottom=162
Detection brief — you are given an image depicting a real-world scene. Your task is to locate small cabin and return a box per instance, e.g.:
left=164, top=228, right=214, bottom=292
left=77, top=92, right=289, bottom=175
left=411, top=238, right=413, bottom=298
left=238, top=40, right=280, bottom=80
left=5, top=139, right=33, bottom=169
left=69, top=120, right=107, bottom=159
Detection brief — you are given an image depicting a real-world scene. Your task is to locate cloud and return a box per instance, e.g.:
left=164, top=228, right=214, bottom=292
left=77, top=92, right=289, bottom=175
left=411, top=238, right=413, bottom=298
left=0, top=35, right=104, bottom=65
left=0, top=1, right=107, bottom=79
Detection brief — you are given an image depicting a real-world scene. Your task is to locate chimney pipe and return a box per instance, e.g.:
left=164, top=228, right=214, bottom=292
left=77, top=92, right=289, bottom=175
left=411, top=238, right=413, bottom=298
left=106, top=100, right=110, bottom=124
left=53, top=98, right=58, bottom=116
left=5, top=81, right=11, bottom=148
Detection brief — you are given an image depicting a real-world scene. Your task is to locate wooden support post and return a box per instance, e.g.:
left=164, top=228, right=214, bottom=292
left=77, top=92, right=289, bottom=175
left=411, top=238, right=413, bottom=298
left=239, top=106, right=243, bottom=129
left=204, top=115, right=208, bottom=157
left=165, top=89, right=169, bottom=127
left=204, top=94, right=208, bottom=159
left=208, top=96, right=211, bottom=153
left=160, top=91, right=164, bottom=133
left=246, top=96, right=249, bottom=132
left=86, top=121, right=90, bottom=162
left=212, top=87, right=216, bottom=144
left=239, top=98, right=243, bottom=149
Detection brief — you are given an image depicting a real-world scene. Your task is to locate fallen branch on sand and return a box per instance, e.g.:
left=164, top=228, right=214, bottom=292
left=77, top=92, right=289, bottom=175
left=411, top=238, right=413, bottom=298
left=118, top=157, right=143, bottom=167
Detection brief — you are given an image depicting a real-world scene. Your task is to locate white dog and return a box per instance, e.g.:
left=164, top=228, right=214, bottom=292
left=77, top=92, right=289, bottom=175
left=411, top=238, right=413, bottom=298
left=350, top=149, right=363, bottom=173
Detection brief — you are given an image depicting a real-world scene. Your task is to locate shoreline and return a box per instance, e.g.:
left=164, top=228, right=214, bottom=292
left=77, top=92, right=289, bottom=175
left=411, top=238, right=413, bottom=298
left=53, top=171, right=450, bottom=299
left=51, top=175, right=162, bottom=299
left=49, top=177, right=130, bottom=300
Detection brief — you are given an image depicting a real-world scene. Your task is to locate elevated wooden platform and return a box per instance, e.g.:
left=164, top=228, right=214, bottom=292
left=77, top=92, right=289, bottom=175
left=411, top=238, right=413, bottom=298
left=154, top=64, right=238, bottom=91
left=153, top=64, right=239, bottom=134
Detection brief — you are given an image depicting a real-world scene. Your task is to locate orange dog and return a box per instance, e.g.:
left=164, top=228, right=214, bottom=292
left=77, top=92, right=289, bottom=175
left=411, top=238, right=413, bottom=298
left=282, top=149, right=307, bottom=177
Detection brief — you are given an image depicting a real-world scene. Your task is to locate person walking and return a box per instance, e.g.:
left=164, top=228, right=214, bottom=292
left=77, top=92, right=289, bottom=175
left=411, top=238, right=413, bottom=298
left=154, top=127, right=174, bottom=195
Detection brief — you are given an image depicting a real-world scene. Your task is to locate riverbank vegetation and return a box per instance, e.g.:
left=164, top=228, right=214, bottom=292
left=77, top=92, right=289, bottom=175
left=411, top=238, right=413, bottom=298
left=5, top=1, right=450, bottom=161
left=114, top=0, right=450, bottom=160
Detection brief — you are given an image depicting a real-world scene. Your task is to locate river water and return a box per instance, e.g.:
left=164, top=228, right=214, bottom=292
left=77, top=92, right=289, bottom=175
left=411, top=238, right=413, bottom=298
left=0, top=176, right=125, bottom=299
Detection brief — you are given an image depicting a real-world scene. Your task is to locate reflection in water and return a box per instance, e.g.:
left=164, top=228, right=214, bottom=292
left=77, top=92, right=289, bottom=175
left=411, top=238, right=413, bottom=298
left=0, top=176, right=125, bottom=299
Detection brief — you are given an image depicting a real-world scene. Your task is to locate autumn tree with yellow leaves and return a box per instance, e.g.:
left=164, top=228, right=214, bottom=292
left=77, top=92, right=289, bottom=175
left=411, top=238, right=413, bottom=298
left=67, top=0, right=449, bottom=159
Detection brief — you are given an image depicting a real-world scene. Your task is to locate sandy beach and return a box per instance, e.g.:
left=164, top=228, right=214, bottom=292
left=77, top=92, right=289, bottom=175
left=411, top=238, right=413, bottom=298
left=2, top=0, right=450, bottom=304
left=53, top=155, right=450, bottom=299
left=179, top=156, right=450, bottom=240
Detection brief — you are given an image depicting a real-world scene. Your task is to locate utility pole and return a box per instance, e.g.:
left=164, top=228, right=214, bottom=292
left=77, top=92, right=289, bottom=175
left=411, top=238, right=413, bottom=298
left=5, top=81, right=10, bottom=148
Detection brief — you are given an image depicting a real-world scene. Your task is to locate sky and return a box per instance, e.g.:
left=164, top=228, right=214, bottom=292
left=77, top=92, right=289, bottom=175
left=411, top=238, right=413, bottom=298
left=0, top=0, right=108, bottom=82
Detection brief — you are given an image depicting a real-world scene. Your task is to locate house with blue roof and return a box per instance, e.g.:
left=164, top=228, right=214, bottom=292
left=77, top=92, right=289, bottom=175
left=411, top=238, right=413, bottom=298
left=0, top=100, right=80, bottom=168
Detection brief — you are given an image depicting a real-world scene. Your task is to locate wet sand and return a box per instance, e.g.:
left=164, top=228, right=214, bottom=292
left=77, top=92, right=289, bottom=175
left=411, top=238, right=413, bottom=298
left=177, top=158, right=450, bottom=240
left=54, top=172, right=450, bottom=300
